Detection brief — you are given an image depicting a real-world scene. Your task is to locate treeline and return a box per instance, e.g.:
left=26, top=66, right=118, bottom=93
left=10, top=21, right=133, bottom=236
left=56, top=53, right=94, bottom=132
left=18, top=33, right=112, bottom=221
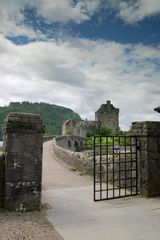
left=87, top=126, right=128, bottom=137
left=0, top=101, right=81, bottom=139
left=85, top=127, right=129, bottom=149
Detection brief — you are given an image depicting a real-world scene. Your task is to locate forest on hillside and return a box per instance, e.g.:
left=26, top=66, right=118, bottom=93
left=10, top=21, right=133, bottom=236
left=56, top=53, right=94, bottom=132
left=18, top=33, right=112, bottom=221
left=0, top=102, right=81, bottom=139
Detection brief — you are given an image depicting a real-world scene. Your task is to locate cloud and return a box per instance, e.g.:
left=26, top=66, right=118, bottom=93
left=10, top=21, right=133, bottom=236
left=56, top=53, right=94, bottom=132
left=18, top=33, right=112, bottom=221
left=0, top=0, right=102, bottom=38
left=35, top=0, right=102, bottom=24
left=107, top=0, right=160, bottom=24
left=0, top=0, right=159, bottom=131
left=0, top=0, right=160, bottom=40
left=0, top=35, right=159, bottom=129
left=0, top=0, right=38, bottom=37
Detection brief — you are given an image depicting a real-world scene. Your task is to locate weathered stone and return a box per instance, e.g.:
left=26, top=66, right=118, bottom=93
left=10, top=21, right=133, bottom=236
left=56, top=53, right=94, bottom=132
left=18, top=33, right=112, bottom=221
left=55, top=135, right=85, bottom=152
left=0, top=153, right=5, bottom=208
left=3, top=112, right=45, bottom=211
left=62, top=100, right=119, bottom=138
left=53, top=137, right=93, bottom=175
left=131, top=121, right=160, bottom=197
left=95, top=100, right=119, bottom=130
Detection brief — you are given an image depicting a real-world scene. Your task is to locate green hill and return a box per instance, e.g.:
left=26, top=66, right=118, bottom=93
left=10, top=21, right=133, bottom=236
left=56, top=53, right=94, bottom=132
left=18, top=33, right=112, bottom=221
left=0, top=102, right=81, bottom=139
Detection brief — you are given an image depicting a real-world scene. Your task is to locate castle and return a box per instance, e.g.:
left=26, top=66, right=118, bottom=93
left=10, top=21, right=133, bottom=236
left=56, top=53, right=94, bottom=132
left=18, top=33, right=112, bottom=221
left=62, top=100, right=119, bottom=137
left=95, top=100, right=119, bottom=129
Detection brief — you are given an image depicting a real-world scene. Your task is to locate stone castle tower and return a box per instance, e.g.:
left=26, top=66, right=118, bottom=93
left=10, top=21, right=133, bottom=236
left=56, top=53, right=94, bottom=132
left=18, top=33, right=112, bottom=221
left=62, top=100, right=119, bottom=137
left=95, top=100, right=119, bottom=130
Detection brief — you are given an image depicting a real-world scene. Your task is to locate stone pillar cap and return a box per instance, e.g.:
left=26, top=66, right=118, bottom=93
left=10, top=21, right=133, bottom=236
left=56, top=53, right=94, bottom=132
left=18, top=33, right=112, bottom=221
left=3, top=112, right=45, bottom=134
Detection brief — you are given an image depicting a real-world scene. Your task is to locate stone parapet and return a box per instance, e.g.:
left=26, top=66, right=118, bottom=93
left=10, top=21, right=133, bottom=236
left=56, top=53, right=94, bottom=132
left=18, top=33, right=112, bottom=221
left=52, top=137, right=93, bottom=175
left=55, top=135, right=85, bottom=152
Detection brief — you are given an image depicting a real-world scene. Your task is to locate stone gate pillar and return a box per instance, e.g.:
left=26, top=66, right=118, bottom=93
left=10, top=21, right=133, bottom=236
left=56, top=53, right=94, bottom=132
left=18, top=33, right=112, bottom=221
left=130, top=121, right=160, bottom=197
left=3, top=112, right=45, bottom=211
left=0, top=152, right=5, bottom=208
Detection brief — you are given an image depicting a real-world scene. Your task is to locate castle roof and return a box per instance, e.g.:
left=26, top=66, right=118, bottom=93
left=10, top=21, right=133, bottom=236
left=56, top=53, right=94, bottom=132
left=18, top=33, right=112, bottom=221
left=95, top=100, right=119, bottom=114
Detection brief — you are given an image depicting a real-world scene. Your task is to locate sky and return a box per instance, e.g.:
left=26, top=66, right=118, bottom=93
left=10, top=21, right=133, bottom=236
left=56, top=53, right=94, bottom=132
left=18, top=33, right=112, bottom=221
left=0, top=0, right=160, bottom=130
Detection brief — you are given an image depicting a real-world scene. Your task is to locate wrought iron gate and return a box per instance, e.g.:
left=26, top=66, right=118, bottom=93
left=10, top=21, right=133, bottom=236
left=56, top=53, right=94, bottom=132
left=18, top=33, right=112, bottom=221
left=93, top=136, right=139, bottom=201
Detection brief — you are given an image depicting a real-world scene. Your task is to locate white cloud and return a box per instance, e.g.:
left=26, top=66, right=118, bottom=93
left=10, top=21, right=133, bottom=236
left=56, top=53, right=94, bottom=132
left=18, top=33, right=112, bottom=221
left=0, top=0, right=159, bottom=131
left=0, top=35, right=159, bottom=129
left=108, top=0, right=160, bottom=24
left=0, top=0, right=102, bottom=38
left=0, top=0, right=160, bottom=39
left=36, top=0, right=102, bottom=23
left=0, top=0, right=38, bottom=37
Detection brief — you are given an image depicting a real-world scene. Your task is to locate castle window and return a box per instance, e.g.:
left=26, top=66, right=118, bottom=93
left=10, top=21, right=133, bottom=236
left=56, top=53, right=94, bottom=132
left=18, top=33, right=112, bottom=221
left=74, top=141, right=78, bottom=146
left=68, top=140, right=71, bottom=149
left=74, top=141, right=79, bottom=151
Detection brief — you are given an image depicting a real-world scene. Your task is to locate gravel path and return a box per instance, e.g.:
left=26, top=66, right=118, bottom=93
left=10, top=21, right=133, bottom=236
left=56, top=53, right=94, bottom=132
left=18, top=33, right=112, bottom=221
left=0, top=210, right=63, bottom=240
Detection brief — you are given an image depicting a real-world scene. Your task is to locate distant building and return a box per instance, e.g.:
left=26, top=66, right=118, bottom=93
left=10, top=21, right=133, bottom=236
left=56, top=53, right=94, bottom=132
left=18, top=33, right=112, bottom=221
left=62, top=100, right=119, bottom=137
left=95, top=100, right=119, bottom=130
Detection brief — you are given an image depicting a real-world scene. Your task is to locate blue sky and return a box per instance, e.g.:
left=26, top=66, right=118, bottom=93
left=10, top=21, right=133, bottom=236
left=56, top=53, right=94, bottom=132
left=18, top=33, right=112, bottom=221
left=0, top=0, right=160, bottom=130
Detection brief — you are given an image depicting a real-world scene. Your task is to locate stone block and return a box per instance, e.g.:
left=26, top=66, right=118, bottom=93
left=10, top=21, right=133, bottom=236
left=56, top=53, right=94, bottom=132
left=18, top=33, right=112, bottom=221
left=0, top=153, right=5, bottom=208
left=5, top=182, right=41, bottom=211
left=3, top=112, right=44, bottom=211
left=131, top=121, right=160, bottom=198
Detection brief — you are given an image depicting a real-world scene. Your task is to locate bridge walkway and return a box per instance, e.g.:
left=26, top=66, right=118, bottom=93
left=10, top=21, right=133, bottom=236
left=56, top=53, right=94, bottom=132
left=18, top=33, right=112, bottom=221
left=42, top=140, right=160, bottom=240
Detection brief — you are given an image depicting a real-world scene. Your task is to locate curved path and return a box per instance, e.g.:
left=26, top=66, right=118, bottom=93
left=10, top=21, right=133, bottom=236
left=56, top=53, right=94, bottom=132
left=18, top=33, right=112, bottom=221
left=42, top=140, right=92, bottom=190
left=42, top=140, right=160, bottom=240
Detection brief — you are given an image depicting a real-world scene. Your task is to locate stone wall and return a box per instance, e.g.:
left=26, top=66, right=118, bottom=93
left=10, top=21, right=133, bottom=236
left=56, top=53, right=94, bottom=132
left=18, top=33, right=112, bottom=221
left=62, top=119, right=100, bottom=138
left=55, top=135, right=86, bottom=152
left=52, top=136, right=93, bottom=175
left=0, top=152, right=5, bottom=208
left=74, top=121, right=100, bottom=138
left=130, top=121, right=160, bottom=197
left=62, top=120, right=76, bottom=135
left=2, top=112, right=45, bottom=211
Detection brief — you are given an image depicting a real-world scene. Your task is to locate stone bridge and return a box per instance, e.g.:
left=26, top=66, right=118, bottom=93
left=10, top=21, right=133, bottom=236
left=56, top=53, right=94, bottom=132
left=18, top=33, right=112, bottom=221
left=53, top=135, right=93, bottom=175
left=1, top=112, right=160, bottom=212
left=53, top=122, right=160, bottom=198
